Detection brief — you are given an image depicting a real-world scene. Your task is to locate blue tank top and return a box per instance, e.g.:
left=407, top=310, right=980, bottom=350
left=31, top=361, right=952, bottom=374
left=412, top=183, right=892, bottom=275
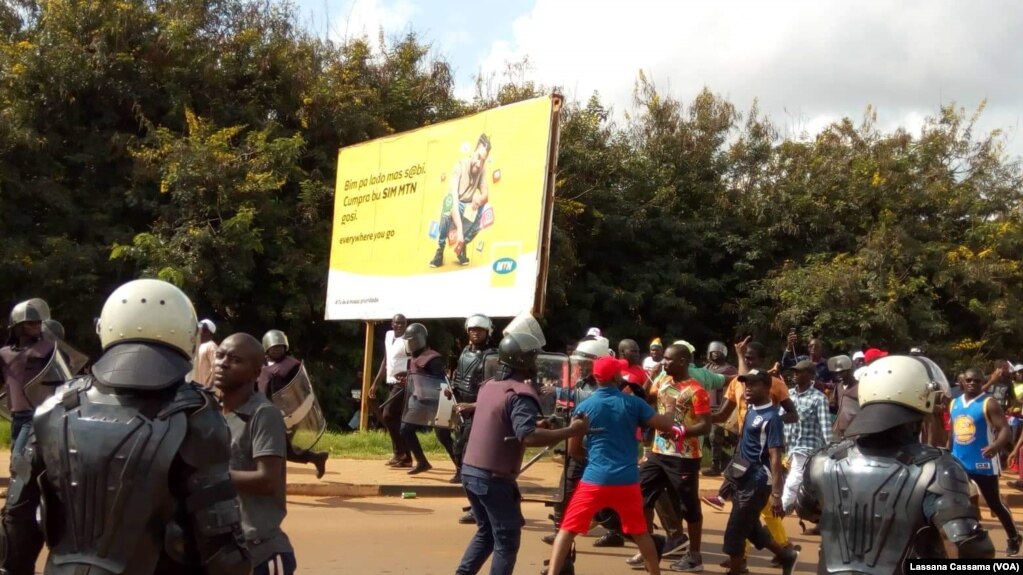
left=950, top=393, right=999, bottom=476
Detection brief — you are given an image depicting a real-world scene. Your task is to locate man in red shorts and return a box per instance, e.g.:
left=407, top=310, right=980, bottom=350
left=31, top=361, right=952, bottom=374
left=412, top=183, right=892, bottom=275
left=543, top=356, right=681, bottom=575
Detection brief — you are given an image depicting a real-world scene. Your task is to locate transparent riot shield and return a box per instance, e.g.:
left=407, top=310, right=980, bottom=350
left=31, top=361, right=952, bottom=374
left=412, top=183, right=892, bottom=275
left=271, top=364, right=327, bottom=452
left=401, top=372, right=456, bottom=429
left=0, top=347, right=74, bottom=421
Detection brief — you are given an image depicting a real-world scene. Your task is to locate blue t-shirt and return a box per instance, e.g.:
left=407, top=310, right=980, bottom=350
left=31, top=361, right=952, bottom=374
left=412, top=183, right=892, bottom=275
left=574, top=386, right=656, bottom=485
left=736, top=402, right=785, bottom=486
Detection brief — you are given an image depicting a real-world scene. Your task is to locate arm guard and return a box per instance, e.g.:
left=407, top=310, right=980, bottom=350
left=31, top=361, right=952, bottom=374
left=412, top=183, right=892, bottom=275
left=178, top=400, right=252, bottom=575
left=930, top=454, right=994, bottom=559
left=0, top=431, right=45, bottom=575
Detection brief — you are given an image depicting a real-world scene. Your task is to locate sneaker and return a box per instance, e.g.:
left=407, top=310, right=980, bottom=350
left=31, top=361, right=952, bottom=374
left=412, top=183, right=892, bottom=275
left=448, top=471, right=462, bottom=484
left=1009, top=534, right=1022, bottom=557
left=593, top=531, right=625, bottom=547
left=669, top=553, right=703, bottom=572
left=771, top=545, right=800, bottom=567
left=662, top=534, right=690, bottom=558
left=456, top=251, right=470, bottom=266
left=428, top=247, right=444, bottom=268
left=458, top=510, right=475, bottom=524
left=701, top=467, right=722, bottom=477
left=625, top=553, right=646, bottom=570
left=541, top=532, right=556, bottom=545
left=701, top=495, right=725, bottom=511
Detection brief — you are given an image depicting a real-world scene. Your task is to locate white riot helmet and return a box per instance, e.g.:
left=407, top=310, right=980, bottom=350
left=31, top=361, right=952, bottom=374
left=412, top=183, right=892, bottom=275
left=707, top=341, right=728, bottom=359
left=262, top=329, right=289, bottom=353
left=465, top=314, right=493, bottom=335
left=572, top=337, right=611, bottom=360
left=503, top=311, right=546, bottom=348
left=843, top=355, right=951, bottom=437
left=96, top=279, right=198, bottom=357
left=93, top=279, right=199, bottom=389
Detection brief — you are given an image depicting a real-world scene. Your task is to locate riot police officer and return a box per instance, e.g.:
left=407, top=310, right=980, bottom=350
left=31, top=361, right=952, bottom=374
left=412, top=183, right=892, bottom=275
left=258, top=329, right=330, bottom=479
left=456, top=331, right=589, bottom=575
left=542, top=337, right=606, bottom=544
left=0, top=279, right=251, bottom=575
left=797, top=354, right=995, bottom=572
left=450, top=314, right=495, bottom=484
left=0, top=299, right=56, bottom=454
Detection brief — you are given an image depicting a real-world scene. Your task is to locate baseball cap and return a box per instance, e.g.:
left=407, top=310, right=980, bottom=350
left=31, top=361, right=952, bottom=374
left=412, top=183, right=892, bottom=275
left=864, top=348, right=888, bottom=364
left=1014, top=364, right=1023, bottom=373
left=586, top=327, right=602, bottom=338
left=793, top=359, right=816, bottom=371
left=593, top=357, right=628, bottom=383
left=738, top=369, right=771, bottom=385
left=198, top=319, right=216, bottom=334
left=852, top=351, right=866, bottom=361
left=649, top=338, right=663, bottom=350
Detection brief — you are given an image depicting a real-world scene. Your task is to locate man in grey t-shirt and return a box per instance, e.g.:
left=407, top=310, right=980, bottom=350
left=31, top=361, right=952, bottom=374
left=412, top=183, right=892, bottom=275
left=215, top=333, right=296, bottom=575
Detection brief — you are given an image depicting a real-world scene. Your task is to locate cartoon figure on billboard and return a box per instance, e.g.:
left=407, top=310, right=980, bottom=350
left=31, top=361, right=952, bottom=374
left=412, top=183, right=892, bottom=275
left=428, top=133, right=497, bottom=268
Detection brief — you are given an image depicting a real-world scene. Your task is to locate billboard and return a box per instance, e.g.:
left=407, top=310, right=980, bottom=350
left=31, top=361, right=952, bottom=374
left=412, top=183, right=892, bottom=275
left=326, top=95, right=559, bottom=320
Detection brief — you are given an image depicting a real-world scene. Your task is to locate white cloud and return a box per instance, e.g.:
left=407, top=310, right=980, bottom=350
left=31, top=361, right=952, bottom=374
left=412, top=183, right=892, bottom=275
left=477, top=0, right=1023, bottom=157
left=324, top=0, right=419, bottom=44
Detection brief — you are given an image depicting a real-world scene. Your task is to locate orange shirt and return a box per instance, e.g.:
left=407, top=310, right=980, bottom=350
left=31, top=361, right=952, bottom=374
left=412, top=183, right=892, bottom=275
left=651, top=374, right=711, bottom=459
left=724, top=375, right=790, bottom=431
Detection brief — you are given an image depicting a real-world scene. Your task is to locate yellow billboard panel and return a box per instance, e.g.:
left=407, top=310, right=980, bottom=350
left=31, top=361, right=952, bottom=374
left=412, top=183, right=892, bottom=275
left=326, top=95, right=557, bottom=320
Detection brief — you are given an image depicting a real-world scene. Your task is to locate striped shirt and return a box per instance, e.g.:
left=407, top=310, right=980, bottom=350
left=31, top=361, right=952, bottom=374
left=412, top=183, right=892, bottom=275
left=782, top=386, right=833, bottom=456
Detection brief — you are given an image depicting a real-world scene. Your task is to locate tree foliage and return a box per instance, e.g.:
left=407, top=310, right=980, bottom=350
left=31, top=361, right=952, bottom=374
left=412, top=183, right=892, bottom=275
left=2, top=0, right=1021, bottom=425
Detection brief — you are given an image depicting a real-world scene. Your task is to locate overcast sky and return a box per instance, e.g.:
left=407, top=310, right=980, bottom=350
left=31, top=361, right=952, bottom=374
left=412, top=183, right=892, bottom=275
left=295, top=0, right=1023, bottom=159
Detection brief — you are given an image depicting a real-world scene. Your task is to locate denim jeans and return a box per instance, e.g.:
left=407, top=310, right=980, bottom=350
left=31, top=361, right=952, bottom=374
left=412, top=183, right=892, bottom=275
left=456, top=474, right=524, bottom=575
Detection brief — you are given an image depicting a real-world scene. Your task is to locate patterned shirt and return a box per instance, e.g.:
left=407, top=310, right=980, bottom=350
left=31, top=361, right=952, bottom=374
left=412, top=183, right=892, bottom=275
left=782, top=385, right=832, bottom=456
left=651, top=374, right=710, bottom=459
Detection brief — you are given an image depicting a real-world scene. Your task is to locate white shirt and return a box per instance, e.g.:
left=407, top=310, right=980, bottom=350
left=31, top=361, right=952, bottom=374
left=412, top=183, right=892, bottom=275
left=385, top=330, right=409, bottom=383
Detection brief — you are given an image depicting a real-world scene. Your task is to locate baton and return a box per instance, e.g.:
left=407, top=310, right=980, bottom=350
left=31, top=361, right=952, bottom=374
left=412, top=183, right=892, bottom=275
left=444, top=378, right=467, bottom=424
left=376, top=385, right=405, bottom=411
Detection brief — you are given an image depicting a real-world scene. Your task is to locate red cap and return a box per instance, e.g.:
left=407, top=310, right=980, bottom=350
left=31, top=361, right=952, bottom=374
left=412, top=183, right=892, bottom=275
left=593, top=357, right=628, bottom=383
left=864, top=348, right=888, bottom=364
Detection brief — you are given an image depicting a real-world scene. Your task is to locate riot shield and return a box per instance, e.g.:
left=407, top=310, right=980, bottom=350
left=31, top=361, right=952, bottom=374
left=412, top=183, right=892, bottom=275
left=270, top=364, right=327, bottom=452
left=0, top=347, right=74, bottom=421
left=401, top=372, right=456, bottom=429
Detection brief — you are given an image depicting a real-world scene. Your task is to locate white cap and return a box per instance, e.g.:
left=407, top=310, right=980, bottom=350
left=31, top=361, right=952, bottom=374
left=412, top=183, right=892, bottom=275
left=852, top=351, right=866, bottom=361
left=198, top=318, right=217, bottom=334
left=586, top=327, right=602, bottom=338
left=673, top=340, right=696, bottom=354
left=1014, top=364, right=1023, bottom=373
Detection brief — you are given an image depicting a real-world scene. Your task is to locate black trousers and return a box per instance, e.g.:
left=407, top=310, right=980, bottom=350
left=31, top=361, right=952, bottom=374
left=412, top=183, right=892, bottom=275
left=380, top=385, right=408, bottom=458
left=401, top=423, right=455, bottom=466
left=453, top=415, right=473, bottom=469
left=969, top=473, right=1019, bottom=539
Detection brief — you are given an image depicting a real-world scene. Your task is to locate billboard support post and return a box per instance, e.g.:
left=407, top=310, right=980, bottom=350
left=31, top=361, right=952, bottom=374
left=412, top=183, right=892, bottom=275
left=359, top=320, right=375, bottom=431
left=533, top=93, right=563, bottom=318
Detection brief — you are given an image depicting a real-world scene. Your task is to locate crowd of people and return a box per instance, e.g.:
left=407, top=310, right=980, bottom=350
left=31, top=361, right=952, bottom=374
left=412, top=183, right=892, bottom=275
left=0, top=282, right=1020, bottom=575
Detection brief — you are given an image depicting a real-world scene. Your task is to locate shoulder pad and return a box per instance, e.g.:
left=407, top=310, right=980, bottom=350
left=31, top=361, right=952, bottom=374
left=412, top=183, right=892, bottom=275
left=178, top=404, right=233, bottom=469
left=157, top=381, right=214, bottom=419
left=35, top=376, right=92, bottom=419
left=928, top=453, right=973, bottom=497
